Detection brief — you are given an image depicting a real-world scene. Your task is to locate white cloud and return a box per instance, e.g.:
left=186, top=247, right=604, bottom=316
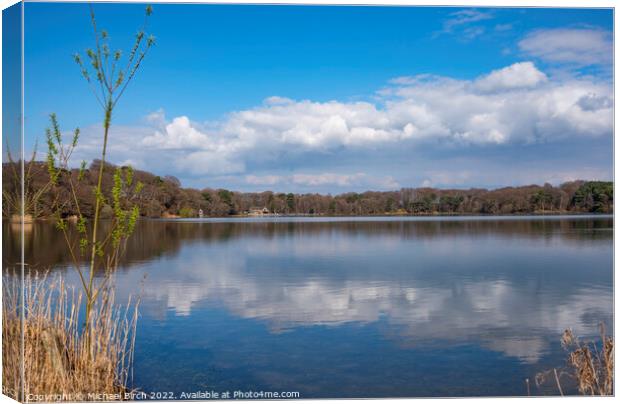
left=264, top=96, right=294, bottom=106
left=461, top=26, right=485, bottom=41
left=518, top=28, right=612, bottom=66
left=292, top=172, right=399, bottom=190
left=177, top=150, right=246, bottom=175
left=384, top=64, right=611, bottom=144
left=421, top=171, right=472, bottom=188
left=577, top=93, right=613, bottom=111
left=444, top=10, right=492, bottom=30
left=419, top=167, right=611, bottom=189
left=292, top=173, right=365, bottom=187
left=145, top=108, right=166, bottom=127
left=434, top=9, right=493, bottom=41
left=440, top=9, right=492, bottom=38
left=142, top=116, right=211, bottom=150
left=473, top=62, right=547, bottom=92
left=244, top=173, right=399, bottom=190
left=71, top=62, right=612, bottom=182
left=245, top=174, right=283, bottom=186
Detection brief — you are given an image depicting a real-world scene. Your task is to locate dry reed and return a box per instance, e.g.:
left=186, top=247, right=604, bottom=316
left=534, top=325, right=614, bottom=396
left=2, top=272, right=139, bottom=402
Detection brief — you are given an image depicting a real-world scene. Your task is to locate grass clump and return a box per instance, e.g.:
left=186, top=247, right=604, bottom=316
left=2, top=272, right=138, bottom=401
left=560, top=325, right=614, bottom=395
left=532, top=325, right=613, bottom=396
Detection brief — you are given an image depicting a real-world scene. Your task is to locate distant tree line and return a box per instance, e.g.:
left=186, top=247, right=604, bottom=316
left=2, top=160, right=613, bottom=219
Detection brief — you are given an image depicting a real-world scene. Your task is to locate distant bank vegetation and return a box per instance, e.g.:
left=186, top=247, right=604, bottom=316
left=2, top=159, right=613, bottom=219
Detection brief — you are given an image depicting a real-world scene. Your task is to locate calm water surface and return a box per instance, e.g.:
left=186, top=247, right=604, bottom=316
left=4, top=216, right=613, bottom=397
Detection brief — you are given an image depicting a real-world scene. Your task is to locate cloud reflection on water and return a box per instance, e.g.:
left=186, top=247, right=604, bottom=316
left=106, top=218, right=612, bottom=365
left=9, top=217, right=612, bottom=366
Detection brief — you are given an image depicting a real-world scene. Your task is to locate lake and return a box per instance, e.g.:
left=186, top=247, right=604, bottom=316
left=3, top=215, right=613, bottom=397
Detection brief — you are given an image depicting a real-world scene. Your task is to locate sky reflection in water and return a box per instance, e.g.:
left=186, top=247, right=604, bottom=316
left=7, top=216, right=613, bottom=397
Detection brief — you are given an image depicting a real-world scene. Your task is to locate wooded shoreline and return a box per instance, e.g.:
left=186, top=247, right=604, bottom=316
left=3, top=160, right=613, bottom=220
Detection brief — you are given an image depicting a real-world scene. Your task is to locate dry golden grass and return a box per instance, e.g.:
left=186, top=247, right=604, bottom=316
left=533, top=325, right=614, bottom=396
left=2, top=272, right=138, bottom=402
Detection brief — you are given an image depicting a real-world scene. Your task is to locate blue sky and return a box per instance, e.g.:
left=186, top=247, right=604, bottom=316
left=2, top=2, right=21, bottom=158
left=23, top=3, right=613, bottom=192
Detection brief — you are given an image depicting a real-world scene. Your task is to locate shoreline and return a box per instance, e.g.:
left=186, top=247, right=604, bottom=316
left=153, top=212, right=614, bottom=222
left=4, top=211, right=614, bottom=222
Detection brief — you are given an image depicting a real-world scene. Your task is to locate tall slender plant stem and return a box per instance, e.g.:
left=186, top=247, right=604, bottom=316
left=85, top=102, right=112, bottom=325
left=43, top=4, right=154, bottom=336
